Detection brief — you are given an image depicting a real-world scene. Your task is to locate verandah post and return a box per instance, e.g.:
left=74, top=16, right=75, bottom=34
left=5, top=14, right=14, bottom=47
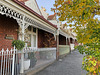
left=66, top=36, right=68, bottom=45
left=56, top=30, right=59, bottom=60
left=68, top=37, right=71, bottom=53
left=20, top=16, right=25, bottom=74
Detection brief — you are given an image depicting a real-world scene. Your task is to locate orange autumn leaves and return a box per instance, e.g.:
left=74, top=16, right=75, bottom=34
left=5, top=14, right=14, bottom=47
left=53, top=0, right=100, bottom=75
left=83, top=55, right=100, bottom=75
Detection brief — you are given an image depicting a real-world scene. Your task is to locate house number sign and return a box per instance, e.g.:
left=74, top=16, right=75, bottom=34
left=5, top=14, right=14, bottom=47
left=5, top=35, right=14, bottom=40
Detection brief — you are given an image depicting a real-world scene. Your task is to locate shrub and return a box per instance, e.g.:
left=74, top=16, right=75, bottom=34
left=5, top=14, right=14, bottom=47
left=12, top=40, right=25, bottom=50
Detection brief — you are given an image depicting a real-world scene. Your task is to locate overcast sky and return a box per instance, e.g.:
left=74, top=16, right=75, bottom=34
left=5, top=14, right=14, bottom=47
left=36, top=0, right=55, bottom=15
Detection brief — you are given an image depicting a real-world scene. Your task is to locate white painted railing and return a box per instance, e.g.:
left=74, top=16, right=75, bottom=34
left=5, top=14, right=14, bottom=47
left=0, top=47, right=57, bottom=75
left=0, top=46, right=16, bottom=75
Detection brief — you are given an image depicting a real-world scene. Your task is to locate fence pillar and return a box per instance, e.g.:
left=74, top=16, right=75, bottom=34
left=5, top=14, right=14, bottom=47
left=56, top=29, right=59, bottom=60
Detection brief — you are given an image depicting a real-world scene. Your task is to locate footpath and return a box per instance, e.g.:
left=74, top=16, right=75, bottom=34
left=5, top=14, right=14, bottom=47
left=34, top=50, right=87, bottom=75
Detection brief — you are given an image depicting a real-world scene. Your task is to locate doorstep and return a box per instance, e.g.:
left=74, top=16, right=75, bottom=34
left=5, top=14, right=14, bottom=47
left=21, top=59, right=56, bottom=75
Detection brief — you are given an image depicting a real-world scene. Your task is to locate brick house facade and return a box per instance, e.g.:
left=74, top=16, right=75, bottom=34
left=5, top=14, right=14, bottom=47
left=0, top=14, right=19, bottom=50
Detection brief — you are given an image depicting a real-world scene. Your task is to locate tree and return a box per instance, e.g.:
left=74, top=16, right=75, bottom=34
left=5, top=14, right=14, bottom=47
left=53, top=0, right=100, bottom=74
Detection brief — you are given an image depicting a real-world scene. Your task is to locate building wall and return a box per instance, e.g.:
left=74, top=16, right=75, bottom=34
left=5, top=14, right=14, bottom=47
left=59, top=45, right=70, bottom=56
left=0, top=14, right=19, bottom=50
left=38, top=29, right=56, bottom=48
left=59, top=35, right=66, bottom=45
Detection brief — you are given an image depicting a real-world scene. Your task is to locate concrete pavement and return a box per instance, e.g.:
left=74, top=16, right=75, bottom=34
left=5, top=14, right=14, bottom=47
left=34, top=50, right=87, bottom=75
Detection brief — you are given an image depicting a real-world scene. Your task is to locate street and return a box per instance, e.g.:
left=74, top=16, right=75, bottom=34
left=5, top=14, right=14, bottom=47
left=35, top=50, right=87, bottom=75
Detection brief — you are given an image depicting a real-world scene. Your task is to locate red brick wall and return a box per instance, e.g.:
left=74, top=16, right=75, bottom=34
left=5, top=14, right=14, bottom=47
left=59, top=35, right=66, bottom=45
left=38, top=29, right=56, bottom=48
left=0, top=15, right=19, bottom=50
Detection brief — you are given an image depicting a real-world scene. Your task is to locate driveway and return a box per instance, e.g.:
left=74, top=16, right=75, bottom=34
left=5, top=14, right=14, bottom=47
left=34, top=50, right=87, bottom=75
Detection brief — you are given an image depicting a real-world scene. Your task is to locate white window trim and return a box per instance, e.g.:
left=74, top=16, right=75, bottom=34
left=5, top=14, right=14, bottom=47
left=27, top=27, right=38, bottom=49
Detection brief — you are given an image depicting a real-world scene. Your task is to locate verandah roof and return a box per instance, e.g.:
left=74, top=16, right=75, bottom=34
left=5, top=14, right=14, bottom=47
left=13, top=0, right=57, bottom=29
left=0, top=1, right=57, bottom=34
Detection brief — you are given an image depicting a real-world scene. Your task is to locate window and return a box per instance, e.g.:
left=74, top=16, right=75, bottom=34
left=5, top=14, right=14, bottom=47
left=33, top=35, right=36, bottom=47
left=28, top=26, right=31, bottom=31
left=25, top=26, right=37, bottom=48
left=33, top=27, right=36, bottom=33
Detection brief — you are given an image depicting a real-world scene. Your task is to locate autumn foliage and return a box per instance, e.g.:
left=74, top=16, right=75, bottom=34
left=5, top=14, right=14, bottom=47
left=53, top=0, right=100, bottom=74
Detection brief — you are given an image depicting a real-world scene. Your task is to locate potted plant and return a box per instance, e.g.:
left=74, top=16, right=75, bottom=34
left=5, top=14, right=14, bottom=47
left=12, top=40, right=30, bottom=70
left=28, top=52, right=37, bottom=68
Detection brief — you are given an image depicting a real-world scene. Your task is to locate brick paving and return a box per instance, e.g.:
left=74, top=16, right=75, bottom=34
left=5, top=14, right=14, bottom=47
left=34, top=50, right=87, bottom=75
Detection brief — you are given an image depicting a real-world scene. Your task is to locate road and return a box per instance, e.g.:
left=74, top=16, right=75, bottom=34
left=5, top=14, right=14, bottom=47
left=35, top=50, right=87, bottom=75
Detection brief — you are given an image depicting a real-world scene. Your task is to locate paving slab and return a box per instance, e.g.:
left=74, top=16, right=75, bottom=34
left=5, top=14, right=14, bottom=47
left=34, top=50, right=87, bottom=75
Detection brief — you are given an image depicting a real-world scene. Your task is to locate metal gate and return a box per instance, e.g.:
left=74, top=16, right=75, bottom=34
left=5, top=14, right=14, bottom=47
left=0, top=46, right=20, bottom=75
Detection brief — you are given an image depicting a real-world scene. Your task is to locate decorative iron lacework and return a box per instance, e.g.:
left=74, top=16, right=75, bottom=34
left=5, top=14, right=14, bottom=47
left=0, top=4, right=23, bottom=20
left=24, top=16, right=55, bottom=33
left=0, top=4, right=24, bottom=29
left=0, top=3, right=55, bottom=34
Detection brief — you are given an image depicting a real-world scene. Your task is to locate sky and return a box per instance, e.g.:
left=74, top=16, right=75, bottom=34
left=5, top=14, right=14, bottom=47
left=36, top=0, right=55, bottom=15
left=36, top=0, right=100, bottom=25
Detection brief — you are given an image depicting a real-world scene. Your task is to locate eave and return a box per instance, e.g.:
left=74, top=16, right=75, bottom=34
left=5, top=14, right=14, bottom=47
left=13, top=0, right=57, bottom=29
